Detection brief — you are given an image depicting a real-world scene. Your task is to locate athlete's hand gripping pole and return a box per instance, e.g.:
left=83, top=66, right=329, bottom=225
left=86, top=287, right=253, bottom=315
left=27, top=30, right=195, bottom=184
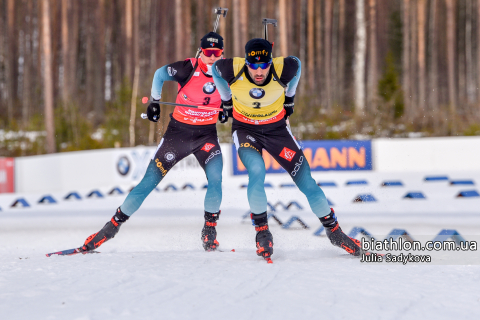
left=284, top=95, right=295, bottom=120
left=219, top=98, right=233, bottom=123
left=140, top=97, right=222, bottom=120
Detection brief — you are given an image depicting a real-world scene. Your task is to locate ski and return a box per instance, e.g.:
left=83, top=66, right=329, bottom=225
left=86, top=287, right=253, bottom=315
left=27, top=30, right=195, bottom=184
left=46, top=248, right=99, bottom=257
left=205, top=248, right=235, bottom=253
left=265, top=257, right=273, bottom=264
left=47, top=247, right=232, bottom=257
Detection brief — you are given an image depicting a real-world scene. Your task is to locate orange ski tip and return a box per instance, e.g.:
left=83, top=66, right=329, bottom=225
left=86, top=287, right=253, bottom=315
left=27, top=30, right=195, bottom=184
left=142, top=97, right=149, bottom=104
left=231, top=249, right=235, bottom=252
left=266, top=258, right=273, bottom=264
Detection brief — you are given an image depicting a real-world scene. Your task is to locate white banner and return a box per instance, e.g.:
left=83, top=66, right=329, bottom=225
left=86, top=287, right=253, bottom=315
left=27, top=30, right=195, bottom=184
left=15, top=144, right=232, bottom=193
left=13, top=136, right=480, bottom=193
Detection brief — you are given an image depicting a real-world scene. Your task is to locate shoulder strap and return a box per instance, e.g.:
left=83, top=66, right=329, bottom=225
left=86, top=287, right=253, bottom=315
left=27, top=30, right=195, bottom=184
left=229, top=66, right=245, bottom=86
left=271, top=59, right=287, bottom=88
left=178, top=59, right=198, bottom=93
left=229, top=57, right=246, bottom=86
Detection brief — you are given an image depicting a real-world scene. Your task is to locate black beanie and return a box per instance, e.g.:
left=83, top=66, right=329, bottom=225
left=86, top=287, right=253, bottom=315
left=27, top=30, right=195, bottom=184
left=245, top=38, right=272, bottom=63
left=200, top=32, right=224, bottom=49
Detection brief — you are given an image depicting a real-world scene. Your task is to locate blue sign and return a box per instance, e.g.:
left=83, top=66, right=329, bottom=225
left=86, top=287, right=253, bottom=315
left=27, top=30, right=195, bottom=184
left=232, top=140, right=372, bottom=175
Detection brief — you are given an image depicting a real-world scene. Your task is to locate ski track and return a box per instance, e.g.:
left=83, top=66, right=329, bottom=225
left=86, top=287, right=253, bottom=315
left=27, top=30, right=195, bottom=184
left=3, top=254, right=479, bottom=320
left=0, top=210, right=479, bottom=320
left=2, top=169, right=480, bottom=319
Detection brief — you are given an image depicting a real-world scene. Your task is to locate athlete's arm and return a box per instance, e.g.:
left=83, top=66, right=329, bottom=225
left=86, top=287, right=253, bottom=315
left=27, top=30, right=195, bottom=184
left=151, top=60, right=194, bottom=99
left=212, top=59, right=235, bottom=101
left=279, top=56, right=301, bottom=119
left=280, top=56, right=301, bottom=98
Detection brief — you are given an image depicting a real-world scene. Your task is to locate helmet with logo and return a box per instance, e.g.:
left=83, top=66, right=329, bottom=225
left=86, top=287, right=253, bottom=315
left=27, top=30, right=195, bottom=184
left=245, top=38, right=272, bottom=64
left=200, top=32, right=224, bottom=50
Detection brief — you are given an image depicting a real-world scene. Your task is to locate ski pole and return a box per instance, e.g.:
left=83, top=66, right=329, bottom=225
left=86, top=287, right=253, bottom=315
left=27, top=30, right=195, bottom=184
left=261, top=18, right=290, bottom=129
left=195, top=7, right=229, bottom=58
left=140, top=97, right=222, bottom=119
left=213, top=7, right=228, bottom=32
left=262, top=18, right=277, bottom=41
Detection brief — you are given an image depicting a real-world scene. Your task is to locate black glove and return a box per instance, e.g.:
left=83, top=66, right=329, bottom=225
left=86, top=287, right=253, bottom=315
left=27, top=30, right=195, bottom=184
left=219, top=98, right=233, bottom=123
left=146, top=100, right=161, bottom=122
left=284, top=95, right=294, bottom=119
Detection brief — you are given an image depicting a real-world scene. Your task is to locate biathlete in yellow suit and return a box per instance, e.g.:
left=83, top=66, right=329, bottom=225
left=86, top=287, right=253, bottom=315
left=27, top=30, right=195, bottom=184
left=212, top=38, right=361, bottom=262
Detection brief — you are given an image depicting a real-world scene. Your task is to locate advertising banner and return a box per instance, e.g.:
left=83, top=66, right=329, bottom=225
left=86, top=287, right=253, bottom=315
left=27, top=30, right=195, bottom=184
left=112, top=147, right=205, bottom=183
left=232, top=140, right=372, bottom=175
left=0, top=157, right=15, bottom=193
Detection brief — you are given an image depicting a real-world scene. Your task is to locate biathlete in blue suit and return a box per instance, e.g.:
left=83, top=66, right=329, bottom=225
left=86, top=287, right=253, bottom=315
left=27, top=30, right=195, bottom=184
left=78, top=32, right=226, bottom=253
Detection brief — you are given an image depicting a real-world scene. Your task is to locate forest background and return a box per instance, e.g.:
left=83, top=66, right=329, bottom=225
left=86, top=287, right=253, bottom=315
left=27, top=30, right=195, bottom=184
left=0, top=0, right=479, bottom=156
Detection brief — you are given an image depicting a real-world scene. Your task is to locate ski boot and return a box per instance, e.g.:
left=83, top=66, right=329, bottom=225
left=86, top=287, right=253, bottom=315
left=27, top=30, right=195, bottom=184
left=252, top=212, right=273, bottom=263
left=319, top=209, right=361, bottom=256
left=81, top=207, right=130, bottom=252
left=201, top=210, right=221, bottom=251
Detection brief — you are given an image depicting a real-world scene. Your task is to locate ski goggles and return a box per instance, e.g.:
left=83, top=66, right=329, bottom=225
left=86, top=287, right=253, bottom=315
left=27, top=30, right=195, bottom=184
left=245, top=60, right=272, bottom=70
left=201, top=48, right=223, bottom=57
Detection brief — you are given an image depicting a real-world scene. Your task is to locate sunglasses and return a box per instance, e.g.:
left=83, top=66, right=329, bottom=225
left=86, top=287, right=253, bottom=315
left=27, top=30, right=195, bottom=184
left=246, top=60, right=272, bottom=70
left=201, top=48, right=223, bottom=57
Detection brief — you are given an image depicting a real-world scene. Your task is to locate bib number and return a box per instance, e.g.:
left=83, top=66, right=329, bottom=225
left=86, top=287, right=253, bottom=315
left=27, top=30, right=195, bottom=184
left=252, top=102, right=261, bottom=109
left=203, top=97, right=211, bottom=105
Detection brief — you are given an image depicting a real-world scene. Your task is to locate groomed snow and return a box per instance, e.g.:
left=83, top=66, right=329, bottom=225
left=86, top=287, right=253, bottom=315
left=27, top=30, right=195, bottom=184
left=1, top=170, right=480, bottom=319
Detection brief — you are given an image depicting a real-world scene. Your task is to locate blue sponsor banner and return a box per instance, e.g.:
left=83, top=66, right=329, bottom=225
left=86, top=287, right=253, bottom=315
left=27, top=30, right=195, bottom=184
left=232, top=140, right=372, bottom=175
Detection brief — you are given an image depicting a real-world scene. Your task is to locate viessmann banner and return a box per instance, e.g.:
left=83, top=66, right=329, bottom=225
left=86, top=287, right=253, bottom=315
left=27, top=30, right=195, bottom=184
left=232, top=140, right=372, bottom=175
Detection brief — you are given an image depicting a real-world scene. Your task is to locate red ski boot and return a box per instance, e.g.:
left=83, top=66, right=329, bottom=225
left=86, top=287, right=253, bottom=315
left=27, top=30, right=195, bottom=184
left=81, top=207, right=130, bottom=252
left=201, top=211, right=221, bottom=251
left=252, top=212, right=273, bottom=263
left=319, top=209, right=361, bottom=256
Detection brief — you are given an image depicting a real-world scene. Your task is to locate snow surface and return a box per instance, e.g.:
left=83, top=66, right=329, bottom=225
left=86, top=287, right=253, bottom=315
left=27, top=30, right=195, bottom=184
left=1, top=170, right=480, bottom=319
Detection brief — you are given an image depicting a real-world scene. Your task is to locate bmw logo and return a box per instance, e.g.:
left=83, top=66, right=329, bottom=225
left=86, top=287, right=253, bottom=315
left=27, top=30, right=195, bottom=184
left=117, top=156, right=130, bottom=176
left=249, top=88, right=265, bottom=99
left=165, top=152, right=176, bottom=162
left=203, top=82, right=216, bottom=94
